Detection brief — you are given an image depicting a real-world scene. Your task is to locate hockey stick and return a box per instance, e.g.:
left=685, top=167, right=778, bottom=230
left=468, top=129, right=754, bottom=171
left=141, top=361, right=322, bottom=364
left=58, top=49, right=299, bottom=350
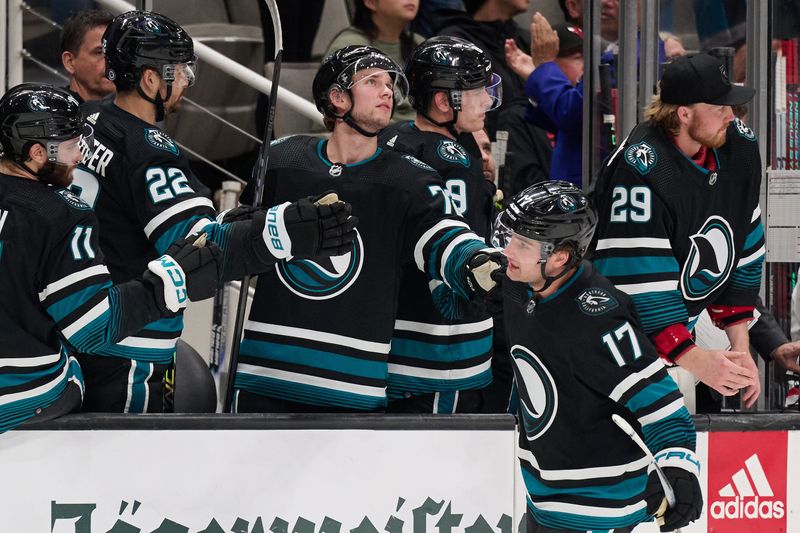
left=223, top=0, right=283, bottom=413
left=611, top=414, right=679, bottom=530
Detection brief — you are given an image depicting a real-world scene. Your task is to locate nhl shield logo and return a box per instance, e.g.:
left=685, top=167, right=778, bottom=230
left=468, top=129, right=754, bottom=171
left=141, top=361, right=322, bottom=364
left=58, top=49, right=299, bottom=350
left=144, top=128, right=180, bottom=156
left=576, top=288, right=618, bottom=316
left=624, top=142, right=657, bottom=175
left=276, top=230, right=364, bottom=300
left=511, top=345, right=558, bottom=441
left=681, top=215, right=735, bottom=301
left=437, top=140, right=470, bottom=168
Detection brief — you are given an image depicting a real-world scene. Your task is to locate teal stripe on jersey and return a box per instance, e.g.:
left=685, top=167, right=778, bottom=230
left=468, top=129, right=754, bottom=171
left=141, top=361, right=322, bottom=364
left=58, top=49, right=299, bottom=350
left=67, top=307, right=114, bottom=353
left=594, top=256, right=680, bottom=277
left=144, top=315, right=184, bottom=333
left=744, top=223, right=764, bottom=249
left=0, top=242, right=3, bottom=260
left=729, top=261, right=764, bottom=289
left=426, top=228, right=466, bottom=279
left=240, top=339, right=386, bottom=379
left=99, top=342, right=176, bottom=364
left=630, top=291, right=687, bottom=333
left=0, top=355, right=65, bottom=389
left=126, top=361, right=153, bottom=413
left=234, top=373, right=386, bottom=411
left=387, top=370, right=492, bottom=398
left=442, top=239, right=486, bottom=299
left=641, top=407, right=696, bottom=451
left=435, top=391, right=457, bottom=413
left=154, top=215, right=211, bottom=254
left=625, top=375, right=680, bottom=413
left=527, top=499, right=650, bottom=531
left=389, top=334, right=492, bottom=361
left=522, top=467, right=647, bottom=501
left=47, top=282, right=111, bottom=321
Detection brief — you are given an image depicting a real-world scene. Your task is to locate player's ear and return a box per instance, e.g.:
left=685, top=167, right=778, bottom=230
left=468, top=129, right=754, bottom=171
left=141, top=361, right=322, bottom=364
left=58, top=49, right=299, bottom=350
left=432, top=91, right=451, bottom=113
left=676, top=104, right=692, bottom=126
left=328, top=85, right=350, bottom=114
left=61, top=51, right=76, bottom=75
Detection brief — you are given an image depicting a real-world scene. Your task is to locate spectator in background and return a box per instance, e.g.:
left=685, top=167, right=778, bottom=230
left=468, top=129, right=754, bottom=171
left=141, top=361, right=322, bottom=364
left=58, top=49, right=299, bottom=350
left=436, top=0, right=553, bottom=197
left=411, top=0, right=465, bottom=38
left=506, top=15, right=584, bottom=186
left=324, top=0, right=425, bottom=122
left=60, top=10, right=115, bottom=104
left=473, top=127, right=496, bottom=183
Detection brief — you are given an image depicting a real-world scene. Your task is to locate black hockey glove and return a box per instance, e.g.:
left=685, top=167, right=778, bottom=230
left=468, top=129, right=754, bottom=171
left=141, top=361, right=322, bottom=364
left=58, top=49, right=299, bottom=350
left=216, top=205, right=260, bottom=224
left=254, top=191, right=359, bottom=261
left=143, top=233, right=221, bottom=314
left=644, top=466, right=703, bottom=532
left=465, top=250, right=507, bottom=298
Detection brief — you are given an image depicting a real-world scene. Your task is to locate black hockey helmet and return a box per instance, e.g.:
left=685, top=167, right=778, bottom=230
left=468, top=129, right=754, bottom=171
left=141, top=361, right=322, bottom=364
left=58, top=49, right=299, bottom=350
left=495, top=181, right=596, bottom=259
left=0, top=83, right=85, bottom=164
left=405, top=36, right=502, bottom=113
left=312, top=45, right=408, bottom=136
left=103, top=11, right=196, bottom=91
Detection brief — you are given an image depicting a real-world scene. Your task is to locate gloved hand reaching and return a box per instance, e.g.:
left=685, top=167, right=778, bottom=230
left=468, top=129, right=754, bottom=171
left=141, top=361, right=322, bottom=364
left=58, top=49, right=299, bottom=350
left=143, top=233, right=221, bottom=314
left=255, top=191, right=358, bottom=260
left=466, top=250, right=507, bottom=298
left=644, top=466, right=703, bottom=531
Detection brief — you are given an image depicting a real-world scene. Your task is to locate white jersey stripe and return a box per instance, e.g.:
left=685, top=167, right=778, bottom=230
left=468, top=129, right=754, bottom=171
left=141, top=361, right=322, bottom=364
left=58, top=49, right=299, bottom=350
left=637, top=397, right=687, bottom=427
left=595, top=237, right=672, bottom=251
left=39, top=264, right=110, bottom=301
left=0, top=352, right=61, bottom=369
left=61, top=297, right=110, bottom=340
left=614, top=280, right=679, bottom=295
left=609, top=359, right=666, bottom=401
left=438, top=233, right=484, bottom=285
left=116, top=336, right=179, bottom=350
left=394, top=318, right=493, bottom=336
left=518, top=447, right=650, bottom=481
left=413, top=219, right=470, bottom=272
left=0, top=358, right=68, bottom=406
left=751, top=205, right=762, bottom=222
left=531, top=498, right=647, bottom=518
left=143, top=198, right=214, bottom=238
left=186, top=218, right=214, bottom=237
left=245, top=321, right=391, bottom=353
left=388, top=358, right=491, bottom=379
left=738, top=245, right=765, bottom=267
left=238, top=363, right=386, bottom=397
left=0, top=209, right=8, bottom=236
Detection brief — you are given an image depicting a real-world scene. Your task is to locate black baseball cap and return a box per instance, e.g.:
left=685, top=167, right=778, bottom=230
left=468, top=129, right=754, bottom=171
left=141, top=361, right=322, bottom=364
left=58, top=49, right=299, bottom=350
left=554, top=24, right=583, bottom=57
left=660, top=53, right=755, bottom=106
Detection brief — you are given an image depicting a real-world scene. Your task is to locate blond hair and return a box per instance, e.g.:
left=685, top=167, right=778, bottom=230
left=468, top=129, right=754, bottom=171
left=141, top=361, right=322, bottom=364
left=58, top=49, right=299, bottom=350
left=643, top=93, right=681, bottom=136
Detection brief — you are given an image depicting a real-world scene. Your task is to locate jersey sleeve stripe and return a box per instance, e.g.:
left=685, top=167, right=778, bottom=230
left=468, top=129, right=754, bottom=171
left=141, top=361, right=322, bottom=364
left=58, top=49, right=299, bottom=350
left=394, top=318, right=494, bottom=336
left=737, top=246, right=766, bottom=268
left=613, top=280, right=679, bottom=295
left=0, top=352, right=61, bottom=369
left=518, top=446, right=651, bottom=481
left=60, top=297, right=110, bottom=341
left=46, top=282, right=111, bottom=322
left=413, top=219, right=470, bottom=271
left=0, top=357, right=69, bottom=407
left=438, top=232, right=483, bottom=282
left=751, top=204, right=762, bottom=222
left=595, top=237, right=672, bottom=250
left=237, top=363, right=386, bottom=398
left=154, top=215, right=214, bottom=254
left=388, top=358, right=491, bottom=380
left=593, top=256, right=680, bottom=277
left=116, top=336, right=180, bottom=350
left=609, top=359, right=665, bottom=401
left=38, top=264, right=110, bottom=302
left=143, top=197, right=214, bottom=238
left=636, top=396, right=687, bottom=427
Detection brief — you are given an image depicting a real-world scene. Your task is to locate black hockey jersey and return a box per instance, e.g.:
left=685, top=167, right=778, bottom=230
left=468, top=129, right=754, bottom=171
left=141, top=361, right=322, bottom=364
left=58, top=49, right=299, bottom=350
left=380, top=122, right=496, bottom=398
left=235, top=136, right=492, bottom=410
left=73, top=100, right=267, bottom=365
left=0, top=174, right=166, bottom=432
left=503, top=262, right=697, bottom=530
left=592, top=118, right=765, bottom=360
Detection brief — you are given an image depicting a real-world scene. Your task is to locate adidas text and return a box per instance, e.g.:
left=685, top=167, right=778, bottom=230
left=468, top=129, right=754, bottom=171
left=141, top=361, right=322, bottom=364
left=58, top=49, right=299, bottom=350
left=710, top=497, right=785, bottom=519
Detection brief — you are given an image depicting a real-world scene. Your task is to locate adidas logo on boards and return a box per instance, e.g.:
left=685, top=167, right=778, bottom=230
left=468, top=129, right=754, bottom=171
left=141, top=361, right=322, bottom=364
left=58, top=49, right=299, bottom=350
left=710, top=453, right=785, bottom=519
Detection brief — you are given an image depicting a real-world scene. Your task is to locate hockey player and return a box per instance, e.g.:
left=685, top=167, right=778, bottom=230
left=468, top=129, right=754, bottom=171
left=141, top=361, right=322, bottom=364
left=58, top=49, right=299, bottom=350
left=496, top=181, right=701, bottom=532
left=379, top=36, right=503, bottom=412
left=592, top=53, right=764, bottom=409
left=0, top=84, right=220, bottom=431
left=69, top=11, right=358, bottom=412
left=231, top=45, right=505, bottom=413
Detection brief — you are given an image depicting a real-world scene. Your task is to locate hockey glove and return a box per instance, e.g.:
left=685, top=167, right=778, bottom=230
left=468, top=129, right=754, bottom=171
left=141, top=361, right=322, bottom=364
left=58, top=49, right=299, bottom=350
left=466, top=250, right=507, bottom=298
left=644, top=466, right=703, bottom=532
left=144, top=233, right=221, bottom=314
left=216, top=205, right=260, bottom=224
left=255, top=191, right=358, bottom=260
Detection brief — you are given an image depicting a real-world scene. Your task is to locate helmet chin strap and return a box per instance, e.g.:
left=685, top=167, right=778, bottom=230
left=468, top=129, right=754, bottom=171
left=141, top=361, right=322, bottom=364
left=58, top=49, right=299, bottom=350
left=137, top=82, right=172, bottom=122
left=342, top=111, right=381, bottom=137
left=12, top=158, right=71, bottom=188
left=420, top=109, right=460, bottom=138
left=529, top=254, right=581, bottom=295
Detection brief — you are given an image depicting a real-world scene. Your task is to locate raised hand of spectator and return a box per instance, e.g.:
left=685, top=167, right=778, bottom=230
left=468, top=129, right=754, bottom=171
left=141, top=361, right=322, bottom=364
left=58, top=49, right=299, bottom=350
left=530, top=12, right=559, bottom=67
left=504, top=39, right=534, bottom=80
left=771, top=341, right=800, bottom=374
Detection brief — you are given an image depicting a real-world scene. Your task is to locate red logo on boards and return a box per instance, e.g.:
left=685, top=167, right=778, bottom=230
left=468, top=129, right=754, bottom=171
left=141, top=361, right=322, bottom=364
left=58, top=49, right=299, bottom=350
left=707, top=431, right=787, bottom=532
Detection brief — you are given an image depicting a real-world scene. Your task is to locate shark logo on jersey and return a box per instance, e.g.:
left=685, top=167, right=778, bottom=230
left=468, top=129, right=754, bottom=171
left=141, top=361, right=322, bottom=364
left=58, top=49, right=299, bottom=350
left=624, top=142, right=657, bottom=175
left=576, top=288, right=619, bottom=316
left=511, top=345, right=558, bottom=441
left=145, top=128, right=179, bottom=156
left=733, top=118, right=756, bottom=141
left=55, top=188, right=91, bottom=211
left=402, top=154, right=434, bottom=171
left=437, top=140, right=470, bottom=168
left=276, top=230, right=364, bottom=300
left=681, top=215, right=735, bottom=301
